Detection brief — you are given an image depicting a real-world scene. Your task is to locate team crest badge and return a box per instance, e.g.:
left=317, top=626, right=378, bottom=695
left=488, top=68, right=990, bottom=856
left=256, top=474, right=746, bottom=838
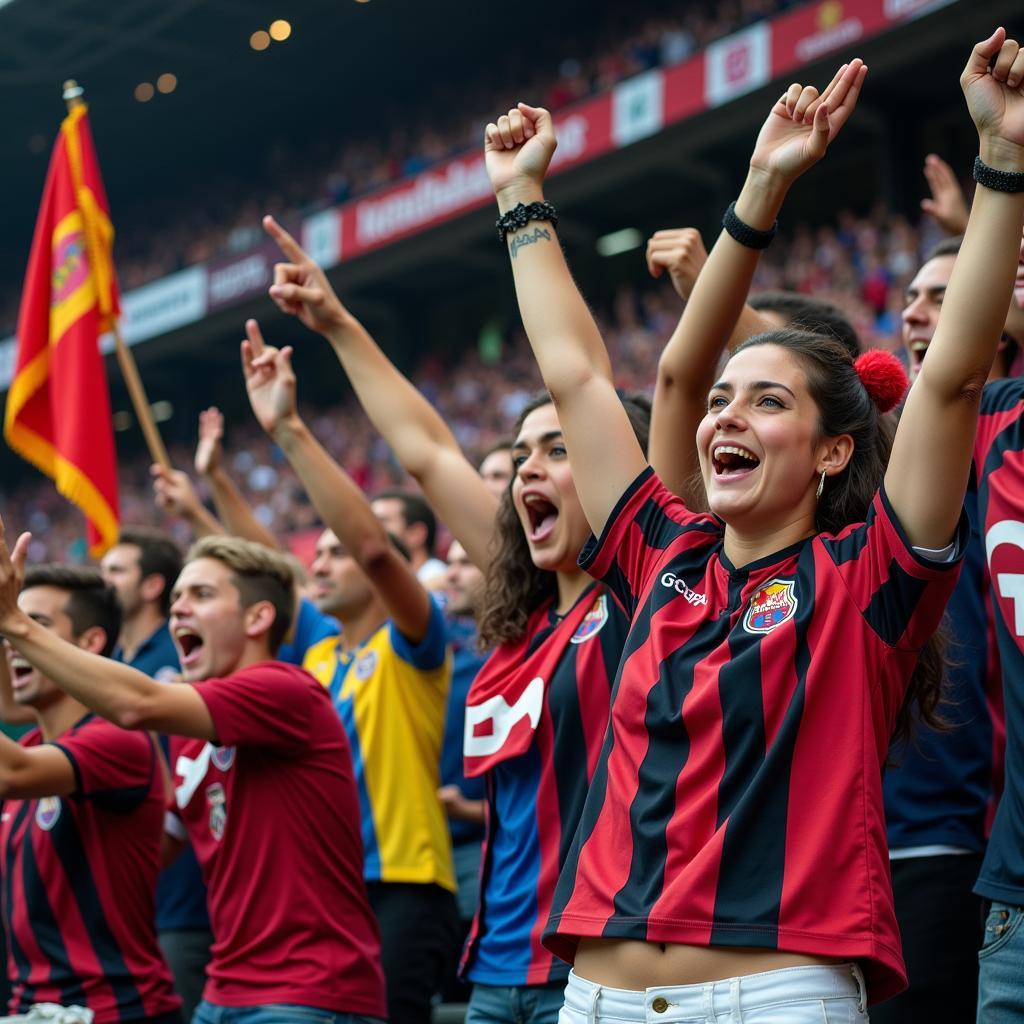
left=743, top=578, right=798, bottom=634
left=570, top=594, right=610, bottom=644
left=211, top=746, right=236, bottom=771
left=206, top=783, right=227, bottom=841
left=354, top=650, right=379, bottom=681
left=35, top=797, right=61, bottom=831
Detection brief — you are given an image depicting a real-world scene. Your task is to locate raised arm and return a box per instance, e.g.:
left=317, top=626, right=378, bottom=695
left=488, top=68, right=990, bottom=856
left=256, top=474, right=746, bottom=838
left=921, top=153, right=971, bottom=235
left=241, top=320, right=434, bottom=642
left=151, top=465, right=225, bottom=540
left=482, top=104, right=645, bottom=534
left=649, top=60, right=867, bottom=500
left=0, top=526, right=215, bottom=739
left=194, top=407, right=281, bottom=550
left=888, top=29, right=1024, bottom=547
left=262, top=217, right=498, bottom=572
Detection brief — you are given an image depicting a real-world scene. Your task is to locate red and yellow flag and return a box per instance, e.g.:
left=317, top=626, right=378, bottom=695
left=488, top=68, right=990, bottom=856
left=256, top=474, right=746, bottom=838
left=4, top=102, right=120, bottom=557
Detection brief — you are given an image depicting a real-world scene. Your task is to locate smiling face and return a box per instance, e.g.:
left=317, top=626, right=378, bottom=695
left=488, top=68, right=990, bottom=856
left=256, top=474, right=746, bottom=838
left=697, top=344, right=837, bottom=531
left=510, top=403, right=591, bottom=573
left=309, top=529, right=375, bottom=620
left=169, top=558, right=254, bottom=682
left=902, top=254, right=955, bottom=381
left=7, top=586, right=84, bottom=709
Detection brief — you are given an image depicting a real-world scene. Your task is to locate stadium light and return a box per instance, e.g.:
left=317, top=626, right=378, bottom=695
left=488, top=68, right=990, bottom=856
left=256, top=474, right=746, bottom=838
left=596, top=227, right=643, bottom=257
left=157, top=73, right=177, bottom=94
left=150, top=400, right=174, bottom=423
left=134, top=82, right=155, bottom=103
left=250, top=30, right=271, bottom=51
left=269, top=19, right=292, bottom=41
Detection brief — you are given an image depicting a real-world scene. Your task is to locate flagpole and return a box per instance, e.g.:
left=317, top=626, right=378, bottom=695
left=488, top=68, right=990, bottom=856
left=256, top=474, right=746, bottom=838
left=63, top=79, right=171, bottom=471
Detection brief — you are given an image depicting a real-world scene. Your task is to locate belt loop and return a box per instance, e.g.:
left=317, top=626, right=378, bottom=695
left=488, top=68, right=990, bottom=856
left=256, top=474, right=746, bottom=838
left=730, top=976, right=742, bottom=1023
left=850, top=963, right=867, bottom=1014
left=585, top=975, right=600, bottom=1024
left=701, top=982, right=715, bottom=1023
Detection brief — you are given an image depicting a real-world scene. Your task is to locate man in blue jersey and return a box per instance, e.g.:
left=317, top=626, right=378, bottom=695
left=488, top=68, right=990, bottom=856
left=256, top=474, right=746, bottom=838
left=100, top=528, right=212, bottom=1021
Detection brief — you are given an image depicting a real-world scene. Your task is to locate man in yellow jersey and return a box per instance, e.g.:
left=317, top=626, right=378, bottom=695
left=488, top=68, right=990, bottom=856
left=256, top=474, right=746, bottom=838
left=240, top=318, right=458, bottom=1024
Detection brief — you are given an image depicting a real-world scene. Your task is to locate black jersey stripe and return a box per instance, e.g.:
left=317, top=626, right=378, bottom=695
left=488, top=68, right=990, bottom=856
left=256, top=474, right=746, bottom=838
left=862, top=560, right=928, bottom=646
left=49, top=800, right=145, bottom=1020
left=820, top=508, right=873, bottom=567
left=20, top=808, right=88, bottom=1010
left=609, top=611, right=735, bottom=922
left=5, top=802, right=37, bottom=1009
left=710, top=552, right=815, bottom=947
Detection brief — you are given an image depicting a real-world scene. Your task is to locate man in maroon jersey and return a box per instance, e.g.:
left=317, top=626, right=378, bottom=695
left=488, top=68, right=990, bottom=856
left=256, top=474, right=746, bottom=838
left=0, top=530, right=386, bottom=1024
left=0, top=564, right=181, bottom=1024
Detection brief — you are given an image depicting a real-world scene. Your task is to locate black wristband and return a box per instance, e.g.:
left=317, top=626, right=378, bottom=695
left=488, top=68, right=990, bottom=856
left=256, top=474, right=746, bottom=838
left=722, top=201, right=777, bottom=250
left=973, top=156, right=1024, bottom=194
left=496, top=201, right=559, bottom=242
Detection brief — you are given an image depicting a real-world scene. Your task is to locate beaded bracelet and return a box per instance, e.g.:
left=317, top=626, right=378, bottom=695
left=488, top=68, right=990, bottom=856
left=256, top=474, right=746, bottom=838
left=973, top=156, right=1024, bottom=194
left=496, top=201, right=559, bottom=243
left=722, top=201, right=778, bottom=250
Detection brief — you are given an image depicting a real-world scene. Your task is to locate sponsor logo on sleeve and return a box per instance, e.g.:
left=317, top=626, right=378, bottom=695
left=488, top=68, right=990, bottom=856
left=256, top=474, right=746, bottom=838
left=743, top=578, right=798, bottom=634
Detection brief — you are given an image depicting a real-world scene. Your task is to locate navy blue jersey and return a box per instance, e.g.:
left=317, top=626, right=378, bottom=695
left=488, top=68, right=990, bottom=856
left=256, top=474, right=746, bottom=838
left=973, top=378, right=1024, bottom=905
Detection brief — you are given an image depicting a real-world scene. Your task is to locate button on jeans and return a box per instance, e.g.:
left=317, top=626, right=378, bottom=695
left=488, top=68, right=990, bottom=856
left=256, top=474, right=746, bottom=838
left=557, top=964, right=869, bottom=1024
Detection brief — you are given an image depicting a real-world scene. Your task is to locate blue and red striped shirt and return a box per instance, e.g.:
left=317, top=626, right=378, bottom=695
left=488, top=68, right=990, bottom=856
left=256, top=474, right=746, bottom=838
left=462, top=583, right=629, bottom=985
left=545, top=467, right=965, bottom=1005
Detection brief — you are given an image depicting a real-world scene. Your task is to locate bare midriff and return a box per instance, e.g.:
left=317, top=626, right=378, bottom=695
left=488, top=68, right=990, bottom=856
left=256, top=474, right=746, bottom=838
left=574, top=937, right=844, bottom=989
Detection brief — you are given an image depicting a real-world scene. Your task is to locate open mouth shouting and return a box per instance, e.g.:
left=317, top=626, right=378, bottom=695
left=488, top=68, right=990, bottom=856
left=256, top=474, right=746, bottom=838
left=174, top=626, right=205, bottom=670
left=8, top=654, right=34, bottom=691
left=522, top=491, right=560, bottom=544
left=712, top=443, right=761, bottom=481
left=907, top=338, right=929, bottom=374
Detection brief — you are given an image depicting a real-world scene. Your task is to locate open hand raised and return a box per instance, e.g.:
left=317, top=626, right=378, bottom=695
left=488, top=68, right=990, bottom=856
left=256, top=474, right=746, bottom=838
left=749, top=59, right=867, bottom=183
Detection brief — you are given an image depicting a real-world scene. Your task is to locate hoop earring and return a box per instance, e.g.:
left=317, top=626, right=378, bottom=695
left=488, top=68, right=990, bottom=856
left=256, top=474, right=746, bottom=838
left=816, top=469, right=827, bottom=501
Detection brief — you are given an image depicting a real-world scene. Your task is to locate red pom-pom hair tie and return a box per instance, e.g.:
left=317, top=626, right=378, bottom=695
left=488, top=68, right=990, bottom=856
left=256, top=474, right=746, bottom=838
left=853, top=349, right=908, bottom=413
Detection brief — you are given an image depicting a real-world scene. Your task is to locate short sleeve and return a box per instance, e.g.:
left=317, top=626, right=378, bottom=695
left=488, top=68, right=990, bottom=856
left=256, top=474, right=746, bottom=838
left=54, top=719, right=155, bottom=812
left=579, top=466, right=720, bottom=617
left=193, top=662, right=322, bottom=753
left=820, top=486, right=968, bottom=651
left=389, top=595, right=448, bottom=671
left=277, top=597, right=340, bottom=665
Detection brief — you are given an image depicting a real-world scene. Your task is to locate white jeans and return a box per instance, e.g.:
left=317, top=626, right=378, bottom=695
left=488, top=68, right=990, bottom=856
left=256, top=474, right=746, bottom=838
left=557, top=964, right=869, bottom=1024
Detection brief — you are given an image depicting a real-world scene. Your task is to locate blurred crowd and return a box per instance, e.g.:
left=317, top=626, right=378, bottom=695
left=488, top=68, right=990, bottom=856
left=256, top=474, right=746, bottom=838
left=0, top=0, right=797, bottom=335
left=0, top=201, right=946, bottom=565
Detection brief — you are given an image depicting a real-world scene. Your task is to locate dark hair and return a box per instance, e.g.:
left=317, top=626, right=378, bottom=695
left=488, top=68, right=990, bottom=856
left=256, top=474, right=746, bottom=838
left=924, top=235, right=963, bottom=263
left=482, top=437, right=514, bottom=458
left=736, top=329, right=946, bottom=747
left=22, top=565, right=122, bottom=657
left=186, top=536, right=295, bottom=651
left=373, top=490, right=437, bottom=556
left=749, top=291, right=861, bottom=361
left=117, top=526, right=183, bottom=616
left=477, top=390, right=651, bottom=649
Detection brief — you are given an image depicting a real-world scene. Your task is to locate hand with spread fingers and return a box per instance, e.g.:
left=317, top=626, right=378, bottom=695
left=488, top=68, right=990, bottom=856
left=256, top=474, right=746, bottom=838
left=241, top=318, right=299, bottom=438
left=962, top=28, right=1024, bottom=170
left=646, top=228, right=708, bottom=301
left=0, top=517, right=31, bottom=638
left=194, top=407, right=224, bottom=477
left=921, top=154, right=970, bottom=235
left=264, top=215, right=353, bottom=338
left=484, top=102, right=558, bottom=208
left=749, top=59, right=868, bottom=185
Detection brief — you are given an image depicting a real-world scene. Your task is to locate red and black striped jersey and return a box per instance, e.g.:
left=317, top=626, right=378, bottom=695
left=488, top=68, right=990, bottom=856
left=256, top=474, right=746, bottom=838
left=974, top=377, right=1024, bottom=905
left=544, top=467, right=965, bottom=1005
left=0, top=716, right=180, bottom=1023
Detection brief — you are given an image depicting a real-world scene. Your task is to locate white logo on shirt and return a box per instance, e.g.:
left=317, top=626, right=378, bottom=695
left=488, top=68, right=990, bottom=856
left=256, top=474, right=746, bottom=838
left=660, top=571, right=708, bottom=606
left=175, top=743, right=215, bottom=808
left=464, top=676, right=545, bottom=758
left=986, top=519, right=1024, bottom=637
